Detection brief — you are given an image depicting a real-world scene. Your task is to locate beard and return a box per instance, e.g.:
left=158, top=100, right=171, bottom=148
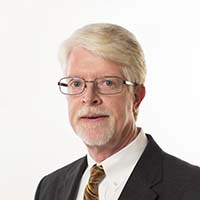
left=73, top=107, right=116, bottom=146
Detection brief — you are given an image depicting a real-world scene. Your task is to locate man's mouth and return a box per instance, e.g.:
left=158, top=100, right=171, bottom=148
left=80, top=114, right=109, bottom=121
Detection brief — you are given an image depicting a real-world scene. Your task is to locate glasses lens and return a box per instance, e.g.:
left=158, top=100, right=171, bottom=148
left=59, top=77, right=84, bottom=95
left=96, top=77, right=123, bottom=94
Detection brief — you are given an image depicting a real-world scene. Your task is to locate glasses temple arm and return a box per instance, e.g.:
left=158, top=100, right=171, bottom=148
left=124, top=80, right=138, bottom=86
left=58, top=82, right=68, bottom=87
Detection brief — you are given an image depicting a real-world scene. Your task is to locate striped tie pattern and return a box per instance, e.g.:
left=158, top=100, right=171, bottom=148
left=83, top=165, right=105, bottom=200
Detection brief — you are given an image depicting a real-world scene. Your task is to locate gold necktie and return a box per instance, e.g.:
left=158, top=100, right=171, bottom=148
left=83, top=165, right=105, bottom=200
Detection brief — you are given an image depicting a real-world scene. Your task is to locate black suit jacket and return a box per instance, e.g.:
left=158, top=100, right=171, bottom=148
left=35, top=134, right=200, bottom=200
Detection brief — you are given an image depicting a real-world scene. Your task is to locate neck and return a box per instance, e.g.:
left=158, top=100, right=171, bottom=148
left=86, top=126, right=139, bottom=163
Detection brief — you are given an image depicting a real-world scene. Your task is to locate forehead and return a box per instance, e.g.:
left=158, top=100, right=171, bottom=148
left=66, top=47, right=124, bottom=78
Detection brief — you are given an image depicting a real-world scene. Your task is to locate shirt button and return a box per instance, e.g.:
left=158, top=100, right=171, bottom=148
left=113, top=182, right=118, bottom=187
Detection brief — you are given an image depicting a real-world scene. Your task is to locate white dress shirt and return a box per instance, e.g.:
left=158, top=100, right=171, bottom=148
left=76, top=129, right=148, bottom=200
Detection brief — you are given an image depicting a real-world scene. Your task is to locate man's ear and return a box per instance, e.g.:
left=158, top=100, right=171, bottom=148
left=133, top=85, right=145, bottom=110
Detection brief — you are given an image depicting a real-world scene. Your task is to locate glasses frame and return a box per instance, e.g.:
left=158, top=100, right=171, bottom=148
left=58, top=76, right=138, bottom=95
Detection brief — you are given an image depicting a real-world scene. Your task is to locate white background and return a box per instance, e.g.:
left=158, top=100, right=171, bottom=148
left=1, top=0, right=200, bottom=199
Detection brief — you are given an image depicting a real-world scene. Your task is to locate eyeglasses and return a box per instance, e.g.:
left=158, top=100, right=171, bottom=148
left=58, top=76, right=138, bottom=95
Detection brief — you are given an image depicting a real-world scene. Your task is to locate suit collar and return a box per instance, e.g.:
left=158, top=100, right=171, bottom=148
left=118, top=134, right=163, bottom=200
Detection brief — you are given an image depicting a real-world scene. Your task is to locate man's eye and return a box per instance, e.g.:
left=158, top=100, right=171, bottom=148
left=105, top=80, right=113, bottom=86
left=69, top=80, right=82, bottom=87
left=73, top=81, right=81, bottom=87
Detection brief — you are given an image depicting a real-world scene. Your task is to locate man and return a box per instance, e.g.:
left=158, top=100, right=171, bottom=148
left=35, top=23, right=200, bottom=200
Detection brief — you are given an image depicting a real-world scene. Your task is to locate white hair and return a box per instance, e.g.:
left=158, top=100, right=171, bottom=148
left=58, top=23, right=146, bottom=84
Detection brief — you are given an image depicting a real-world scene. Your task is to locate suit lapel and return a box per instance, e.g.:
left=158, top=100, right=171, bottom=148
left=63, top=156, right=88, bottom=200
left=118, top=134, right=163, bottom=200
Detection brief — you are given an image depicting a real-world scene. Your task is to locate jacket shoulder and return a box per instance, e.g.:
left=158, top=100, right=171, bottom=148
left=34, top=156, right=87, bottom=200
left=42, top=156, right=87, bottom=184
left=163, top=152, right=200, bottom=178
left=145, top=134, right=200, bottom=199
left=161, top=152, right=200, bottom=199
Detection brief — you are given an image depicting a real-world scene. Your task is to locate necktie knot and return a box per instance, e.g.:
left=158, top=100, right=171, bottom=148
left=89, top=165, right=105, bottom=184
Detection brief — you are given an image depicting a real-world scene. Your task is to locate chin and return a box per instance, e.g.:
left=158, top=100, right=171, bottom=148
left=83, top=137, right=110, bottom=147
left=76, top=128, right=114, bottom=147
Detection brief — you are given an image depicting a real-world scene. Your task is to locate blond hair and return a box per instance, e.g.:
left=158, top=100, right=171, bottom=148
left=58, top=23, right=146, bottom=84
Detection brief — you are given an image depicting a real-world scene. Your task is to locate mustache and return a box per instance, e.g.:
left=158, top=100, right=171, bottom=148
left=77, top=107, right=112, bottom=118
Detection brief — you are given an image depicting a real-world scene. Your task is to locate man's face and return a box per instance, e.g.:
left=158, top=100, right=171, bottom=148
left=66, top=47, right=144, bottom=149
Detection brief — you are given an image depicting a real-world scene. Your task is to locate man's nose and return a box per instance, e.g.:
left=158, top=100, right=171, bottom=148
left=81, top=83, right=102, bottom=106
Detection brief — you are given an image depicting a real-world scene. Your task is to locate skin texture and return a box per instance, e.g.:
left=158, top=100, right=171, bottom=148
left=66, top=47, right=145, bottom=162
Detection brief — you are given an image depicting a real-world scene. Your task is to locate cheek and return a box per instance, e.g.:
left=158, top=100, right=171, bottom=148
left=67, top=98, right=78, bottom=123
left=108, top=97, right=134, bottom=118
left=67, top=97, right=78, bottom=110
left=127, top=101, right=134, bottom=112
left=121, top=98, right=135, bottom=120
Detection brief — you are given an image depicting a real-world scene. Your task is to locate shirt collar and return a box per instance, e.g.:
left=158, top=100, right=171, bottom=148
left=87, top=128, right=148, bottom=187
